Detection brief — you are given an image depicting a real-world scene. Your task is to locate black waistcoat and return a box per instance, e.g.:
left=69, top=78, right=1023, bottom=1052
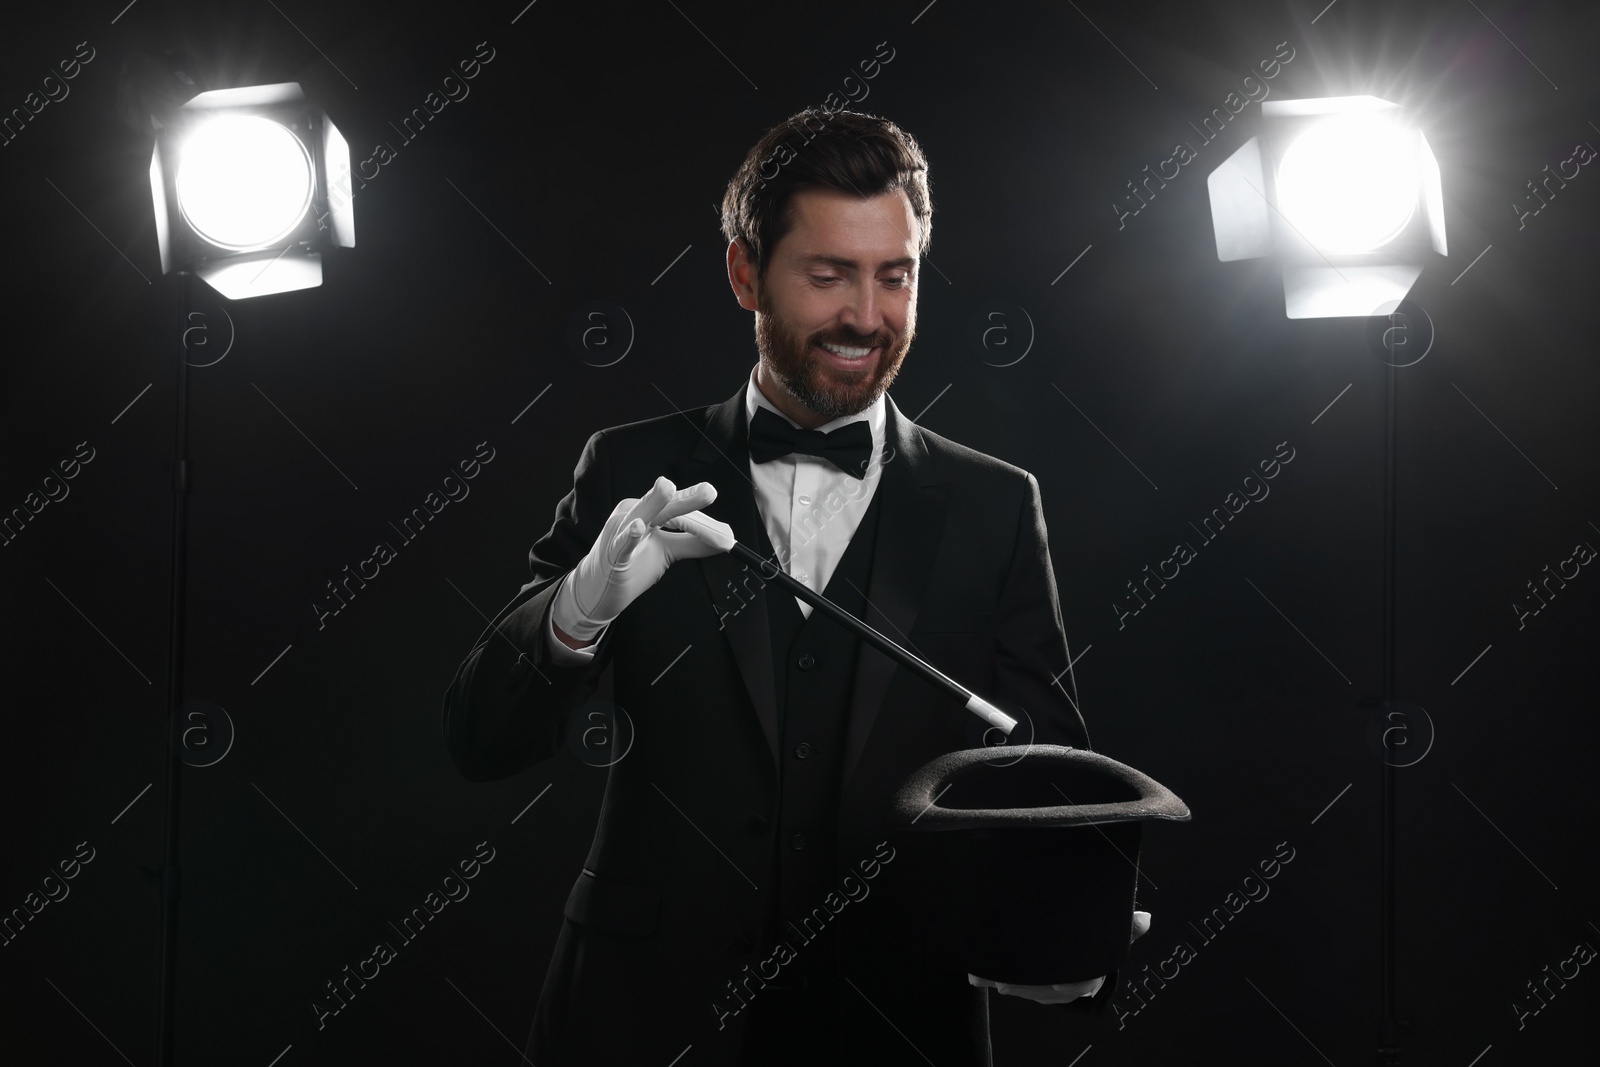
left=749, top=482, right=884, bottom=967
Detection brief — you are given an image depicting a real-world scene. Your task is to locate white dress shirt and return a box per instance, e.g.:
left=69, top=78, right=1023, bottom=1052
left=546, top=364, right=888, bottom=662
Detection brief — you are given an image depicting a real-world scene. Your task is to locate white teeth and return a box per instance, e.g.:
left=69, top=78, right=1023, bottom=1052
left=821, top=342, right=873, bottom=358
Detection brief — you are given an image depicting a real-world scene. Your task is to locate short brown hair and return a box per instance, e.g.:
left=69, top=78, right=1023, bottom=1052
left=720, top=107, right=933, bottom=280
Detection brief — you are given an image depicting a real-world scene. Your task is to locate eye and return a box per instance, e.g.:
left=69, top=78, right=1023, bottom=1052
left=883, top=275, right=910, bottom=289
left=810, top=275, right=840, bottom=287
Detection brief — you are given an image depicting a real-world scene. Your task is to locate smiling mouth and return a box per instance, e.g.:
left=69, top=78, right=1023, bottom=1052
left=814, top=340, right=881, bottom=368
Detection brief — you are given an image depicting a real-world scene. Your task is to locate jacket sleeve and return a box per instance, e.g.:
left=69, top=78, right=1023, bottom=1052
left=990, top=470, right=1092, bottom=751
left=441, top=429, right=621, bottom=781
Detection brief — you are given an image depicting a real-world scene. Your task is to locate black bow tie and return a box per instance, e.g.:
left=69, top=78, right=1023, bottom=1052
left=747, top=406, right=873, bottom=479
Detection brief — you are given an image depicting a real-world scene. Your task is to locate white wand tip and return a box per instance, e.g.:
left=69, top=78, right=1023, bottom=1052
left=965, top=695, right=1017, bottom=734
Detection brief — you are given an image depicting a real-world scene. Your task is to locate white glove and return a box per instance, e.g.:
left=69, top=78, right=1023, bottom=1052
left=969, top=910, right=1152, bottom=1005
left=553, top=475, right=722, bottom=642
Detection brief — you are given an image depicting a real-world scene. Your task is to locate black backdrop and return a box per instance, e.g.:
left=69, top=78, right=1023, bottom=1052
left=1, top=0, right=1596, bottom=1063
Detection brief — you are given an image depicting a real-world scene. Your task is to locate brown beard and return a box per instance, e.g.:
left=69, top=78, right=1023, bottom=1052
left=755, top=282, right=914, bottom=421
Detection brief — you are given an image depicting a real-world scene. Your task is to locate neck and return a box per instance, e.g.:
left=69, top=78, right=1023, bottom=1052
left=754, top=360, right=833, bottom=430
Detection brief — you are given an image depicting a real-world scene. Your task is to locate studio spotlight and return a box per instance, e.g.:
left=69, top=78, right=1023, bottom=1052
left=1206, top=96, right=1445, bottom=318
left=149, top=82, right=353, bottom=300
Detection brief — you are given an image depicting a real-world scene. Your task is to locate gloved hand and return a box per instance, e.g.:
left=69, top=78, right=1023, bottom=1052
left=968, top=910, right=1152, bottom=1005
left=552, top=475, right=722, bottom=643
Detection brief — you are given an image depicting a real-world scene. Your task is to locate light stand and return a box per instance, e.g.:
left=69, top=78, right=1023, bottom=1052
left=141, top=77, right=353, bottom=1065
left=155, top=269, right=194, bottom=1066
left=1205, top=95, right=1448, bottom=1064
left=1379, top=353, right=1400, bottom=1065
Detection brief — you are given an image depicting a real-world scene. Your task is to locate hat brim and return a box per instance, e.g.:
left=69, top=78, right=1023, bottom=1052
left=888, top=744, right=1192, bottom=831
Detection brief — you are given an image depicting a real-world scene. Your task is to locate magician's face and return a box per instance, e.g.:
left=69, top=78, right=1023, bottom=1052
left=731, top=187, right=920, bottom=429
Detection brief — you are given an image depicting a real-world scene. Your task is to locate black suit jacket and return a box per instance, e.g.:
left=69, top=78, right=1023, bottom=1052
left=442, top=382, right=1092, bottom=1065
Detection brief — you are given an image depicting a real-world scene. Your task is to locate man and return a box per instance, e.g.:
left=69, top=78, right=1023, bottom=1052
left=442, top=108, right=1112, bottom=1066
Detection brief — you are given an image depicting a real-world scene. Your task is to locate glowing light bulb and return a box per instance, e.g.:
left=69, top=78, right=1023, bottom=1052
left=1276, top=116, right=1420, bottom=254
left=176, top=116, right=314, bottom=252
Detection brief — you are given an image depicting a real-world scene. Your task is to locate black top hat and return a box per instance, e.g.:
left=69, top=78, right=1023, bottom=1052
left=887, top=745, right=1191, bottom=985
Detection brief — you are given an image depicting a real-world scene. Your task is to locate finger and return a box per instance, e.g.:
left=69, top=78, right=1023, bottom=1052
left=605, top=496, right=641, bottom=529
left=652, top=529, right=719, bottom=562
left=1050, top=977, right=1105, bottom=997
left=659, top=510, right=735, bottom=558
left=610, top=517, right=648, bottom=565
left=619, top=476, right=680, bottom=532
left=651, top=481, right=718, bottom=528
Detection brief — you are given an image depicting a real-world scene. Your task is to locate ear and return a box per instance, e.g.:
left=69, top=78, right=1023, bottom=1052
left=727, top=238, right=761, bottom=312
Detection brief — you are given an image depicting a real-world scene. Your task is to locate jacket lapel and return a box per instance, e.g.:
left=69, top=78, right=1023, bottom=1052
left=678, top=387, right=782, bottom=767
left=841, top=394, right=948, bottom=781
left=676, top=383, right=950, bottom=780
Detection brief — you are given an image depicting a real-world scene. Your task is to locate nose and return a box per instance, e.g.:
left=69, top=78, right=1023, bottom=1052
left=839, top=279, right=885, bottom=340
